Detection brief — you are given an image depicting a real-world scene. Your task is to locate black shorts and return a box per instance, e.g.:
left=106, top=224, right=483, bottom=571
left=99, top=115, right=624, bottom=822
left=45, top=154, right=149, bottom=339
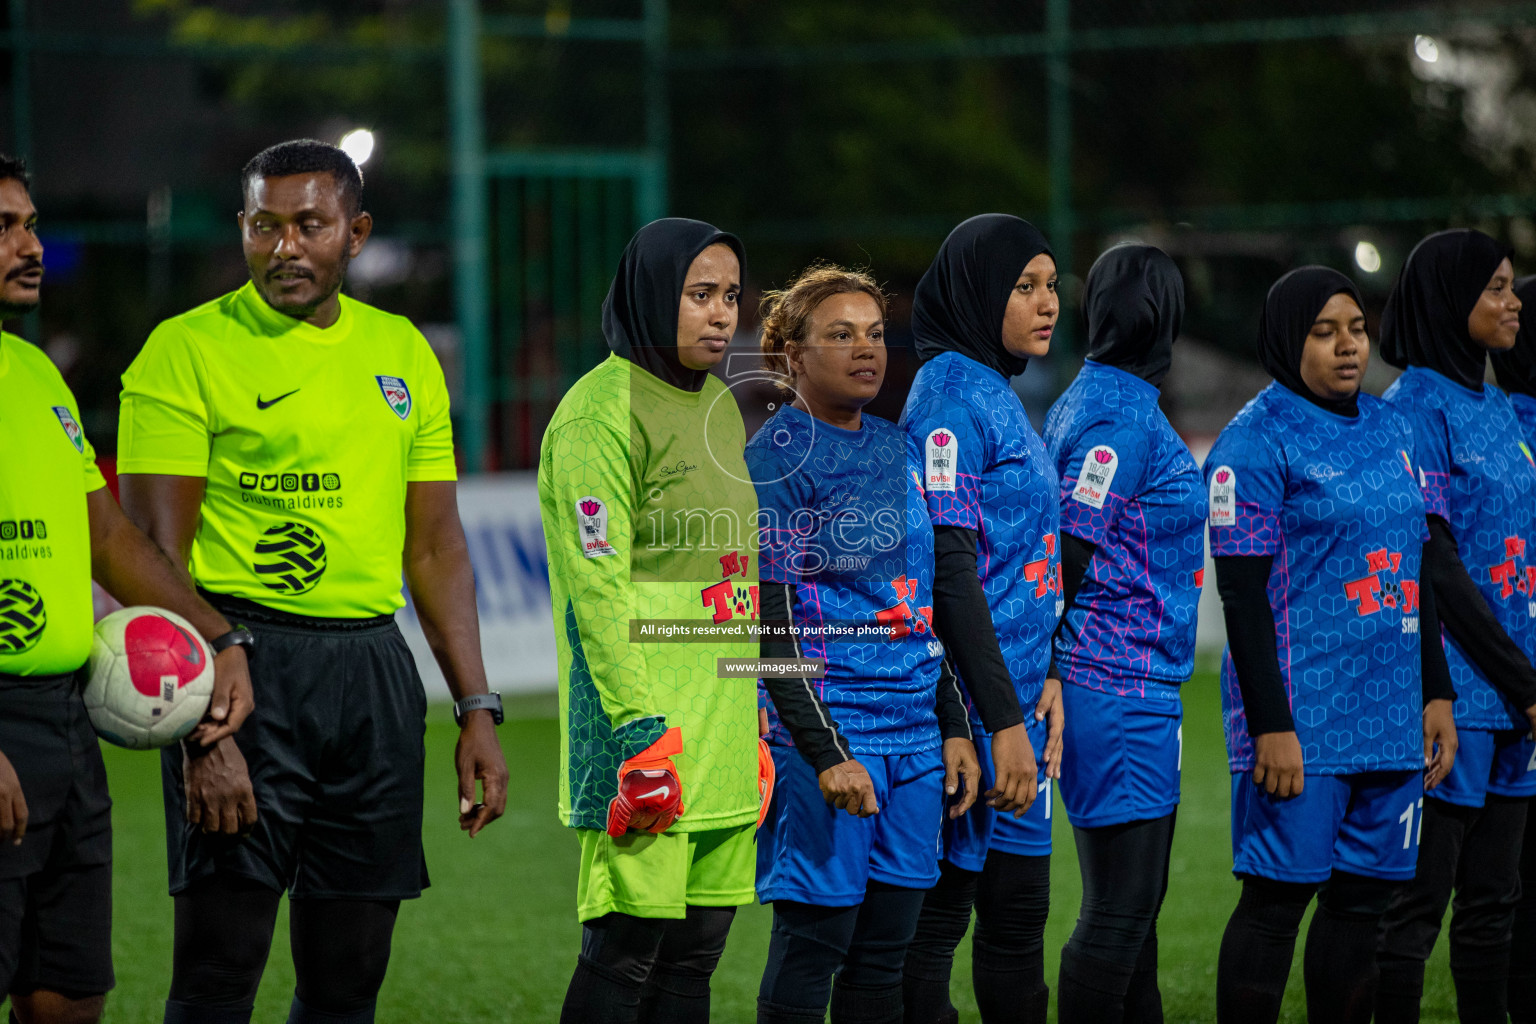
left=163, top=593, right=429, bottom=900
left=0, top=671, right=113, bottom=997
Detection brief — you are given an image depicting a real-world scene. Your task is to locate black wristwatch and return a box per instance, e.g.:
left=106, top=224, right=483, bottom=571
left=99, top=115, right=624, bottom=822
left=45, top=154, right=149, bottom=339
left=454, top=692, right=504, bottom=727
left=209, top=626, right=255, bottom=656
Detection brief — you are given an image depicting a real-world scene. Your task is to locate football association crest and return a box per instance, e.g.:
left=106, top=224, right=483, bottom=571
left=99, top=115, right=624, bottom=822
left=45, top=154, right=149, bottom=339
left=375, top=376, right=412, bottom=419
left=52, top=406, right=84, bottom=453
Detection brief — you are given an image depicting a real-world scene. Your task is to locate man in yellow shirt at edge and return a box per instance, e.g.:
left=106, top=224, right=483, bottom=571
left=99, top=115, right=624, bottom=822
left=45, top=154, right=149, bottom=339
left=116, top=141, right=507, bottom=1024
left=0, top=154, right=254, bottom=1024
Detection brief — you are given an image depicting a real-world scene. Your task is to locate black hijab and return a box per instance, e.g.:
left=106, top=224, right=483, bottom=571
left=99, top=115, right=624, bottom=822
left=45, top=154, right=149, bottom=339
left=913, top=214, right=1054, bottom=379
left=1490, top=275, right=1536, bottom=398
left=1082, top=243, right=1184, bottom=388
left=1257, top=266, right=1366, bottom=418
left=602, top=217, right=746, bottom=393
left=1379, top=228, right=1509, bottom=391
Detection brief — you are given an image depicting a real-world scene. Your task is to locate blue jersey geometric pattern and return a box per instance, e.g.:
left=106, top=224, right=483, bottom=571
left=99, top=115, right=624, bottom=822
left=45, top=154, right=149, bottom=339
left=900, top=350, right=1062, bottom=724
left=1205, top=384, right=1426, bottom=775
left=1043, top=360, right=1207, bottom=703
left=746, top=406, right=944, bottom=755
left=1512, top=392, right=1536, bottom=452
left=1384, top=366, right=1536, bottom=732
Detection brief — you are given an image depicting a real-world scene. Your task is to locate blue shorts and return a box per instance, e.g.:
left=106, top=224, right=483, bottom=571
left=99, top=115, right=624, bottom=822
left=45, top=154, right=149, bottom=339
left=1230, top=769, right=1423, bottom=883
left=756, top=744, right=945, bottom=906
left=1059, top=683, right=1181, bottom=828
left=1435, top=728, right=1536, bottom=807
left=942, top=714, right=1052, bottom=872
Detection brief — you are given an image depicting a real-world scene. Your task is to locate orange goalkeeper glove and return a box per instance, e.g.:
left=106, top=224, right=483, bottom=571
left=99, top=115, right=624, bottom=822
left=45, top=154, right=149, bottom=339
left=606, top=727, right=685, bottom=837
left=757, top=738, right=777, bottom=828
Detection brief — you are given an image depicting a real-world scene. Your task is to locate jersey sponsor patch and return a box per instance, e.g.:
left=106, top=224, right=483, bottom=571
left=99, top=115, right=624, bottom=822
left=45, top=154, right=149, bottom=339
left=375, top=375, right=412, bottom=420
left=925, top=428, right=957, bottom=492
left=1209, top=465, right=1237, bottom=527
left=576, top=496, right=616, bottom=559
left=1071, top=446, right=1118, bottom=508
left=51, top=406, right=84, bottom=453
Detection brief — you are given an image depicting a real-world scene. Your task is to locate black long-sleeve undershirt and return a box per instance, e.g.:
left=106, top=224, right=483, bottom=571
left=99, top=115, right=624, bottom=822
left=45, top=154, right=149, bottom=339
left=1213, top=554, right=1295, bottom=737
left=1416, top=555, right=1455, bottom=705
left=1215, top=531, right=1455, bottom=738
left=758, top=581, right=972, bottom=776
left=1048, top=531, right=1096, bottom=678
left=931, top=525, right=1026, bottom=734
left=1425, top=514, right=1536, bottom=712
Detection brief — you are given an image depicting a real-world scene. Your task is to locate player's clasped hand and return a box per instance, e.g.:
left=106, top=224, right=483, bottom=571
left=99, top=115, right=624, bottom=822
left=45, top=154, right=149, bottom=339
left=941, top=737, right=980, bottom=819
left=1422, top=698, right=1458, bottom=791
left=606, top=727, right=686, bottom=837
left=986, top=720, right=1038, bottom=817
left=1037, top=675, right=1065, bottom=780
left=189, top=645, right=255, bottom=749
left=182, top=736, right=258, bottom=836
left=456, top=711, right=509, bottom=838
left=1252, top=730, right=1305, bottom=799
left=818, top=759, right=879, bottom=817
left=0, top=748, right=27, bottom=846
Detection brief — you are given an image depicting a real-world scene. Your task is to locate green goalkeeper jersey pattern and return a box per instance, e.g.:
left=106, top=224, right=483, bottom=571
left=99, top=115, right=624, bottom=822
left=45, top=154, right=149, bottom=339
left=118, top=283, right=457, bottom=617
left=539, top=354, right=761, bottom=832
left=0, top=333, right=107, bottom=675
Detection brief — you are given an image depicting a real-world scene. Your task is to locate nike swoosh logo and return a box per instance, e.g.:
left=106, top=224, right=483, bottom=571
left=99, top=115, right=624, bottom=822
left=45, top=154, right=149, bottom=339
left=256, top=389, right=300, bottom=410
left=170, top=623, right=204, bottom=667
left=637, top=786, right=672, bottom=802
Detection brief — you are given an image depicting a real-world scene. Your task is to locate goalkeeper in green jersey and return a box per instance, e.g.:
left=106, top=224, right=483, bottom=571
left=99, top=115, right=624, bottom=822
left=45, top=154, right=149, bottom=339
left=538, top=218, right=768, bottom=1024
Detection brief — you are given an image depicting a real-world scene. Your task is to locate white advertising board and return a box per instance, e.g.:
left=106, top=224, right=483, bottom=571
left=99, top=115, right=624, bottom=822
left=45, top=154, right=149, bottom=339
left=396, top=472, right=555, bottom=697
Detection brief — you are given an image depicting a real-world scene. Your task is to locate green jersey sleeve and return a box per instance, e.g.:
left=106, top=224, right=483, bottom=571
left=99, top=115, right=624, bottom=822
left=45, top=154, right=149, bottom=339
left=541, top=415, right=659, bottom=742
left=405, top=336, right=458, bottom=483
left=38, top=349, right=105, bottom=494
left=79, top=416, right=106, bottom=495
left=118, top=322, right=212, bottom=476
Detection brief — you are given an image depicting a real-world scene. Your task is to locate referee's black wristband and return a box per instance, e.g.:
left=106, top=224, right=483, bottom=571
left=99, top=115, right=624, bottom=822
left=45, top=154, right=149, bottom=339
left=209, top=626, right=255, bottom=656
left=454, top=692, right=504, bottom=727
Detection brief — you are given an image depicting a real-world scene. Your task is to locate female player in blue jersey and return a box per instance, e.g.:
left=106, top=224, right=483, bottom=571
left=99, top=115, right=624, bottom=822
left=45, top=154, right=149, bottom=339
left=1206, top=267, right=1457, bottom=1024
left=899, top=214, right=1066, bottom=1024
left=1376, top=230, right=1536, bottom=1024
left=1492, top=274, right=1536, bottom=1023
left=1041, top=244, right=1204, bottom=1023
left=748, top=263, right=981, bottom=1024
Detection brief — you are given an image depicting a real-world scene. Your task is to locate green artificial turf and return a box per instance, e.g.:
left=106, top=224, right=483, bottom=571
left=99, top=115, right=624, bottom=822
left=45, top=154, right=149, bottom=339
left=51, top=674, right=1459, bottom=1021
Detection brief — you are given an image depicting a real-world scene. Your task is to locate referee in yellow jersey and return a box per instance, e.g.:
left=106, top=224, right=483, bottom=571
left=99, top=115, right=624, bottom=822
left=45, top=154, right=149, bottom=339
left=0, top=154, right=254, bottom=1024
left=117, top=140, right=508, bottom=1024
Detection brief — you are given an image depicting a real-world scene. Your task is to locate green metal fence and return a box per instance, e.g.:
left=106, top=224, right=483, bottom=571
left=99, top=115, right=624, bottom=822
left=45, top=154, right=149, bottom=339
left=6, top=0, right=1536, bottom=470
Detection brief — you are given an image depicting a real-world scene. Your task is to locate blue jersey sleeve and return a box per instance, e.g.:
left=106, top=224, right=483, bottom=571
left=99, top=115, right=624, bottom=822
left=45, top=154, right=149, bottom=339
left=746, top=444, right=814, bottom=586
left=1205, top=427, right=1285, bottom=557
left=908, top=402, right=989, bottom=530
left=1402, top=406, right=1453, bottom=521
left=1403, top=430, right=1433, bottom=544
left=1057, top=415, right=1152, bottom=545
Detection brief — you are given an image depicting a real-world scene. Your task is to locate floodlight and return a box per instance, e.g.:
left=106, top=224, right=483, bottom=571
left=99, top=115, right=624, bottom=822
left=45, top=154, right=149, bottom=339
left=340, top=128, right=376, bottom=167
left=1355, top=241, right=1383, bottom=274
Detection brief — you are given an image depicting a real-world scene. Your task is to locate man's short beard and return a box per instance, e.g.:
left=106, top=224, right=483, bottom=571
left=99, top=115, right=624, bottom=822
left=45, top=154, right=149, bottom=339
left=0, top=298, right=39, bottom=318
left=251, top=247, right=351, bottom=319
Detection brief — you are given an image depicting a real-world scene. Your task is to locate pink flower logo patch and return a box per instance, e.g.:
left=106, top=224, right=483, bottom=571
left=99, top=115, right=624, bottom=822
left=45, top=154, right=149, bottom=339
left=580, top=499, right=601, bottom=517
left=1216, top=470, right=1231, bottom=484
left=932, top=431, right=951, bottom=447
left=1094, top=449, right=1113, bottom=464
